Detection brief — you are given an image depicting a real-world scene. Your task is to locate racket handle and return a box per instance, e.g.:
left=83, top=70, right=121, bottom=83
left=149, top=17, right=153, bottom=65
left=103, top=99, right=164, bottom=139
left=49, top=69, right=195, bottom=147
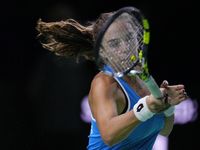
left=144, top=76, right=164, bottom=99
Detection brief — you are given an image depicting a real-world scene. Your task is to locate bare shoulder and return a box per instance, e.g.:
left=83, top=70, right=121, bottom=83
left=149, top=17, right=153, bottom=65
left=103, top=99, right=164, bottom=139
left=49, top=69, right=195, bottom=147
left=88, top=72, right=127, bottom=117
left=91, top=72, right=117, bottom=89
left=88, top=72, right=122, bottom=119
left=89, top=72, right=118, bottom=100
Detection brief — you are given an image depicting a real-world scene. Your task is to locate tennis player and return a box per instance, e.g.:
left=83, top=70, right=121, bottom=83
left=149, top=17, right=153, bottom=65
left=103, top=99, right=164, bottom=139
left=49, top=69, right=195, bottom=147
left=36, top=12, right=188, bottom=150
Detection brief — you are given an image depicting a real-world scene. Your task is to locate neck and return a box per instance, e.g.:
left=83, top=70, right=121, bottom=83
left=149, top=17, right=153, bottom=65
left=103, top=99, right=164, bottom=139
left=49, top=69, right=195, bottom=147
left=122, top=76, right=137, bottom=85
left=122, top=76, right=150, bottom=97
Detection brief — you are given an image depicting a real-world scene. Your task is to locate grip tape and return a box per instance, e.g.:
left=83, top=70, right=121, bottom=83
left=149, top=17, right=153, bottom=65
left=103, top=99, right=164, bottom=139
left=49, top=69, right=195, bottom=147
left=144, top=76, right=163, bottom=99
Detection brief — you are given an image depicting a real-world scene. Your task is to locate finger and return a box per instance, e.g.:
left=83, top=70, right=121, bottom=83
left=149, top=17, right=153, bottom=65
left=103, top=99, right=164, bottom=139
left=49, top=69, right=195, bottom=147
left=176, top=85, right=185, bottom=91
left=165, top=97, right=171, bottom=107
left=179, top=95, right=189, bottom=102
left=167, top=97, right=172, bottom=106
left=177, top=90, right=183, bottom=95
left=160, top=80, right=169, bottom=88
left=182, top=90, right=188, bottom=98
left=184, top=91, right=187, bottom=96
left=161, top=96, right=167, bottom=103
left=181, top=89, right=187, bottom=95
left=161, top=96, right=171, bottom=107
left=178, top=88, right=187, bottom=96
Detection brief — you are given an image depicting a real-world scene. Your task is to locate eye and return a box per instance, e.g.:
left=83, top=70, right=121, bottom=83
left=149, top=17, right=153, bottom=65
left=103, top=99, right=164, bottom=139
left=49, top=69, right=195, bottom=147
left=125, top=33, right=135, bottom=43
left=108, top=39, right=121, bottom=49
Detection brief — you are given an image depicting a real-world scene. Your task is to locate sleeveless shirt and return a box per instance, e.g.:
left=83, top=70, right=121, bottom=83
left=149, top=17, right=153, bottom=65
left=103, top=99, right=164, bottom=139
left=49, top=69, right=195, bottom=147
left=87, top=66, right=165, bottom=150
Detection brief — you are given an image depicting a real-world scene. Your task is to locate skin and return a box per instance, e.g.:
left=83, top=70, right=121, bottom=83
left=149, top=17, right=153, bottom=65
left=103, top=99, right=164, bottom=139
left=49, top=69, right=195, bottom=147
left=88, top=19, right=188, bottom=146
left=89, top=73, right=188, bottom=146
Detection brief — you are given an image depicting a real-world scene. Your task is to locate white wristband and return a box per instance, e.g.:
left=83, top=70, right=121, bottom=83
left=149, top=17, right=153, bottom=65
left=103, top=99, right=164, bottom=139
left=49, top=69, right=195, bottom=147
left=133, top=96, right=155, bottom=122
left=163, top=106, right=175, bottom=117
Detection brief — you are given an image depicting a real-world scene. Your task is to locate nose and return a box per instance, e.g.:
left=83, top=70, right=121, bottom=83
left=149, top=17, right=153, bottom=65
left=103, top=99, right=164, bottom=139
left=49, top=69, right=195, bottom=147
left=121, top=41, right=130, bottom=54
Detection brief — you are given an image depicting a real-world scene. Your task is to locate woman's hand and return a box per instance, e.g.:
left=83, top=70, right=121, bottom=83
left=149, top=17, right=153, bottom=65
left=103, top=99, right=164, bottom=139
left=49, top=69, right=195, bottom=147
left=146, top=80, right=188, bottom=114
left=146, top=89, right=170, bottom=114
left=160, top=80, right=188, bottom=106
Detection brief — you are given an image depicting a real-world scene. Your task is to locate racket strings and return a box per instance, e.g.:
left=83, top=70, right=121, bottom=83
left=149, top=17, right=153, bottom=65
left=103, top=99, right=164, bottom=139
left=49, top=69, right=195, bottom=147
left=101, top=13, right=144, bottom=74
left=103, top=28, right=140, bottom=72
left=123, top=31, right=143, bottom=63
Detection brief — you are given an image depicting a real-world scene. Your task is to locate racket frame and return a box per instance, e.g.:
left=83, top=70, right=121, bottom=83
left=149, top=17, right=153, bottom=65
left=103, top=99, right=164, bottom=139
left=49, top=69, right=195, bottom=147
left=94, top=7, right=146, bottom=77
left=94, top=7, right=164, bottom=98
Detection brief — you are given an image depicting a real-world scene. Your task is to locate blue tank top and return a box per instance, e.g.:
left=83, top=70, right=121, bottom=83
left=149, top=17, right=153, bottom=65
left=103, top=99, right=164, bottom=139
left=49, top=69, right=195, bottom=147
left=87, top=66, right=165, bottom=150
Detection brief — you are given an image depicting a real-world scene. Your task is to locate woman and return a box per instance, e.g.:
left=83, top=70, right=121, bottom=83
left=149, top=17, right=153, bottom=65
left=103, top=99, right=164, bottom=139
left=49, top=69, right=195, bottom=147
left=37, top=11, right=188, bottom=150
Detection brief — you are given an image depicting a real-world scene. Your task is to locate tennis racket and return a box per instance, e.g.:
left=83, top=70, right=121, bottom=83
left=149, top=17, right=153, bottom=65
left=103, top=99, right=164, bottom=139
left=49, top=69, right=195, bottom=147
left=94, top=6, right=163, bottom=99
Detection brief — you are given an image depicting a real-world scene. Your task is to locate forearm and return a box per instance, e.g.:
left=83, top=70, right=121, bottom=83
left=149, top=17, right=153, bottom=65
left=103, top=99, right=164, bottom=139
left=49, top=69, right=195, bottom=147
left=159, top=114, right=174, bottom=137
left=100, top=110, right=141, bottom=146
left=100, top=96, right=155, bottom=146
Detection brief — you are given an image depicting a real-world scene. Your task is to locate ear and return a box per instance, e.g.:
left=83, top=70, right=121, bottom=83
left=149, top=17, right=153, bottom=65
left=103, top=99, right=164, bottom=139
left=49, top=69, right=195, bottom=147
left=99, top=47, right=106, bottom=57
left=99, top=47, right=109, bottom=65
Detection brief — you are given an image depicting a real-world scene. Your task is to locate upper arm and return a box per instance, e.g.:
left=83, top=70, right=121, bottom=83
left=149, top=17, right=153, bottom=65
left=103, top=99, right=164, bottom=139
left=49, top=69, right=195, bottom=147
left=88, top=75, right=119, bottom=131
left=88, top=74, right=141, bottom=146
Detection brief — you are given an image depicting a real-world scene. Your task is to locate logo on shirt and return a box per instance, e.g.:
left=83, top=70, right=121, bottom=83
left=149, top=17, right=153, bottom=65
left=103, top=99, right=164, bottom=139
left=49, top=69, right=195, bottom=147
left=137, top=104, right=144, bottom=112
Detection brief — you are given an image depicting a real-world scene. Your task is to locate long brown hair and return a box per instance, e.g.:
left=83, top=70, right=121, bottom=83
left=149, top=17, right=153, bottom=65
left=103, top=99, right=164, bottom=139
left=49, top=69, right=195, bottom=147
left=36, top=12, right=113, bottom=62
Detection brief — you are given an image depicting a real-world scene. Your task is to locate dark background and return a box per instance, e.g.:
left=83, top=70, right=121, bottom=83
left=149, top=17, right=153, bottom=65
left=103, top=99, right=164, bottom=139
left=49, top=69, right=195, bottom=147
left=1, top=0, right=199, bottom=149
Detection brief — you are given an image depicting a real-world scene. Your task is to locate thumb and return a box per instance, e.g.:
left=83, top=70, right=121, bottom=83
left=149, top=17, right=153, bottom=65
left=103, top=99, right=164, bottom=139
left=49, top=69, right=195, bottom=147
left=160, top=80, right=169, bottom=88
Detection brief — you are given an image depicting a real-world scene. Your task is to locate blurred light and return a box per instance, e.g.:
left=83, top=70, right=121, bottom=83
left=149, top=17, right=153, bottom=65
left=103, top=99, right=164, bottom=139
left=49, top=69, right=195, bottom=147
left=174, top=97, right=198, bottom=124
left=80, top=95, right=91, bottom=123
left=153, top=135, right=168, bottom=150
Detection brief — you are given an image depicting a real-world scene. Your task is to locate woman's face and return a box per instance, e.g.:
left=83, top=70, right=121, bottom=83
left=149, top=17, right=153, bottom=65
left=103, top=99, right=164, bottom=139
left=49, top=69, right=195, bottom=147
left=101, top=18, right=139, bottom=71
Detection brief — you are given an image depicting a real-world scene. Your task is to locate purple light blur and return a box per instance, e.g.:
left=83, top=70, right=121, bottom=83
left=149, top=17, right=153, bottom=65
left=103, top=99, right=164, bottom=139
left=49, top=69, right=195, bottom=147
left=174, top=97, right=198, bottom=124
left=153, top=135, right=168, bottom=150
left=80, top=95, right=91, bottom=123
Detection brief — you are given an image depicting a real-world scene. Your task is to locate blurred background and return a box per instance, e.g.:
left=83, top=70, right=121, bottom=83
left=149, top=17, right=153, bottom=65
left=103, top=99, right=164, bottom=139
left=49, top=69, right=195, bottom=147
left=0, top=0, right=199, bottom=149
